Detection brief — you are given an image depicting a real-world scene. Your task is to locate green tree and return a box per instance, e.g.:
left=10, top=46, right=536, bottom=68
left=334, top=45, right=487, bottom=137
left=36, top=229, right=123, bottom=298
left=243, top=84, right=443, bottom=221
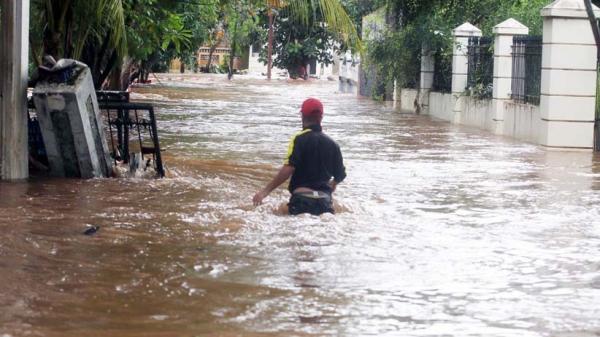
left=170, top=0, right=219, bottom=73
left=222, top=0, right=261, bottom=79
left=272, top=0, right=360, bottom=49
left=340, top=0, right=378, bottom=35
left=30, top=0, right=220, bottom=88
left=124, top=0, right=218, bottom=83
left=30, top=0, right=127, bottom=87
left=259, top=10, right=337, bottom=78
left=259, top=0, right=361, bottom=78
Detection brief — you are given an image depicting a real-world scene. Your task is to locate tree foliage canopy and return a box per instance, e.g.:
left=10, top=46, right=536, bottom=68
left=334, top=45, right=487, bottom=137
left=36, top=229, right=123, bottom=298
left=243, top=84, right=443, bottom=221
left=28, top=0, right=364, bottom=85
left=30, top=0, right=219, bottom=87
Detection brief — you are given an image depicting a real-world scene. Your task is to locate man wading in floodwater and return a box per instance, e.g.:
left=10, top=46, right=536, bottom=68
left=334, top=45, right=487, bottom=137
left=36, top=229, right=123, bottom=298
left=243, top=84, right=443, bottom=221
left=253, top=98, right=346, bottom=215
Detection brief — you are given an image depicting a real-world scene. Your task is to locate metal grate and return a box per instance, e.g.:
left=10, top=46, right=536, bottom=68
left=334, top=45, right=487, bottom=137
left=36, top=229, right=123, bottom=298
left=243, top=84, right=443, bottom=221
left=404, top=56, right=421, bottom=89
left=432, top=52, right=452, bottom=93
left=27, top=99, right=48, bottom=167
left=511, top=35, right=542, bottom=105
left=97, top=92, right=165, bottom=178
left=467, top=36, right=494, bottom=98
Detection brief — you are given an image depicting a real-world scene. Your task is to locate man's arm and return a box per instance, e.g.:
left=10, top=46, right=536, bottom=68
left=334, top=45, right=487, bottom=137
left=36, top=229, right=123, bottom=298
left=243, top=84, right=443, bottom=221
left=331, top=145, right=346, bottom=192
left=253, top=165, right=295, bottom=206
left=328, top=180, right=339, bottom=193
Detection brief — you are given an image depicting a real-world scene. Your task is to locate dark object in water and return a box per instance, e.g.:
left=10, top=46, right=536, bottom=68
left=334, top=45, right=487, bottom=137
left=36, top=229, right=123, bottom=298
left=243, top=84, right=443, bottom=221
left=83, top=225, right=100, bottom=236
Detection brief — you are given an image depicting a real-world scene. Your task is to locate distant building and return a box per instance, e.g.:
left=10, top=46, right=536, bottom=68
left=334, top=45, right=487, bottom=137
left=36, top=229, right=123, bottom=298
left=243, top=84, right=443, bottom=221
left=169, top=31, right=248, bottom=73
left=247, top=42, right=337, bottom=78
left=248, top=42, right=285, bottom=76
left=197, top=42, right=231, bottom=70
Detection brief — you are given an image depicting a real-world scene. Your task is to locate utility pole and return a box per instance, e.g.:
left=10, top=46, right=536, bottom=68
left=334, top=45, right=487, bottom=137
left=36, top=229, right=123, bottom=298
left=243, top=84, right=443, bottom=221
left=584, top=0, right=600, bottom=151
left=267, top=8, right=274, bottom=80
left=0, top=0, right=30, bottom=180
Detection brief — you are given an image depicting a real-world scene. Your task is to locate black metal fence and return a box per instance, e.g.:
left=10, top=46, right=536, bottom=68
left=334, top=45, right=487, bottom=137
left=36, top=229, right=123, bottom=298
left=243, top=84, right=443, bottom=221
left=27, top=100, right=48, bottom=168
left=511, top=35, right=542, bottom=105
left=405, top=66, right=421, bottom=89
left=432, top=52, right=452, bottom=93
left=467, top=36, right=494, bottom=98
left=97, top=91, right=165, bottom=177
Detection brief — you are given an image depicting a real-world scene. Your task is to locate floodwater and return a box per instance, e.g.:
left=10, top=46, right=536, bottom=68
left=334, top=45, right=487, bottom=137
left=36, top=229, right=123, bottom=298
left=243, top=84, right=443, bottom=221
left=1, top=74, right=600, bottom=337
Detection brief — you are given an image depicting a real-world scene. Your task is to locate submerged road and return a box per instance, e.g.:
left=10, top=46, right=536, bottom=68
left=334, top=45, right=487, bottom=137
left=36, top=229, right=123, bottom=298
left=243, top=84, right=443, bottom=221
left=1, top=74, right=599, bottom=336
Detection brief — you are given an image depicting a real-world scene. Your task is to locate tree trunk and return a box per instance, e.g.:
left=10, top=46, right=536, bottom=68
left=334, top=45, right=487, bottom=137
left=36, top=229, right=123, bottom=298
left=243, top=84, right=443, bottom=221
left=96, top=50, right=118, bottom=89
left=105, top=64, right=122, bottom=90
left=267, top=9, right=274, bottom=80
left=207, top=39, right=220, bottom=73
left=120, top=58, right=135, bottom=90
left=180, top=61, right=185, bottom=74
left=228, top=22, right=239, bottom=80
left=228, top=52, right=235, bottom=80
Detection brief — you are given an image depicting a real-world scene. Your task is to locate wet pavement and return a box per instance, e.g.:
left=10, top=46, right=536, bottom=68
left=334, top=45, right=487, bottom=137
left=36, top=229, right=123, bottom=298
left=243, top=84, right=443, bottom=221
left=1, top=74, right=600, bottom=336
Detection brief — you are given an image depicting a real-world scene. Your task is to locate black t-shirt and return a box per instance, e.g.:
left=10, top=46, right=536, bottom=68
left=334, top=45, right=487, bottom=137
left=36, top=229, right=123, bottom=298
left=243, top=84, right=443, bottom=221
left=284, top=124, right=346, bottom=194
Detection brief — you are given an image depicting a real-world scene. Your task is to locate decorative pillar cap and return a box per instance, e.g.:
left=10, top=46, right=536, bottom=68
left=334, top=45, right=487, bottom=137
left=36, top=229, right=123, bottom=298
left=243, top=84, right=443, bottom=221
left=541, top=0, right=600, bottom=18
left=452, top=22, right=482, bottom=37
left=493, top=18, right=529, bottom=35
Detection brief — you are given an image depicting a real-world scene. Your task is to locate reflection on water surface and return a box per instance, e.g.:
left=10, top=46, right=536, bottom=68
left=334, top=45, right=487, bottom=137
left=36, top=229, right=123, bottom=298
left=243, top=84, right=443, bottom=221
left=1, top=74, right=600, bottom=337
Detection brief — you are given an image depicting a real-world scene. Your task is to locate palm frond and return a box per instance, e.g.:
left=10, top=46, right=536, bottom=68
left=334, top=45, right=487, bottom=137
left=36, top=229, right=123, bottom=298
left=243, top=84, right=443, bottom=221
left=69, top=0, right=127, bottom=60
left=280, top=0, right=362, bottom=51
left=99, top=0, right=127, bottom=58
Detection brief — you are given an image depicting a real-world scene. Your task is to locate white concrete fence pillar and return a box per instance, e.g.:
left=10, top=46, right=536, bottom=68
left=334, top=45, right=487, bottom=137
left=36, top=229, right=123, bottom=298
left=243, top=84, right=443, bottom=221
left=419, top=47, right=434, bottom=114
left=0, top=0, right=30, bottom=180
left=492, top=18, right=529, bottom=135
left=452, top=23, right=482, bottom=122
left=539, top=0, right=600, bottom=149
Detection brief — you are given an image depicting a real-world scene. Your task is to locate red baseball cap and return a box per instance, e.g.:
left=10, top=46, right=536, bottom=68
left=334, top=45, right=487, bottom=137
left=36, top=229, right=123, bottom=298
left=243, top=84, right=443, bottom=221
left=300, top=98, right=324, bottom=117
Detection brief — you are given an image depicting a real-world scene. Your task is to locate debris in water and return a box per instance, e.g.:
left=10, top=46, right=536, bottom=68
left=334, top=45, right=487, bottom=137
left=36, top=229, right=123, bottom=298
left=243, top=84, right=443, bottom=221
left=83, top=225, right=100, bottom=236
left=150, top=315, right=169, bottom=321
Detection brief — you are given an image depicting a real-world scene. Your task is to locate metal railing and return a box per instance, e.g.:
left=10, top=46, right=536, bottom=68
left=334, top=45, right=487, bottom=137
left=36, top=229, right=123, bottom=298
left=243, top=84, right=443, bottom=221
left=511, top=35, right=543, bottom=105
left=27, top=100, right=48, bottom=168
left=432, top=52, right=452, bottom=93
left=467, top=36, right=494, bottom=98
left=97, top=91, right=165, bottom=177
left=405, top=64, right=420, bottom=89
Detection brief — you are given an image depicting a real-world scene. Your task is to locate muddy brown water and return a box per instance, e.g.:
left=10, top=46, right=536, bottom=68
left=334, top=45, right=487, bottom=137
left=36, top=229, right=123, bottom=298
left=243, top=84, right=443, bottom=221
left=1, top=74, right=600, bottom=337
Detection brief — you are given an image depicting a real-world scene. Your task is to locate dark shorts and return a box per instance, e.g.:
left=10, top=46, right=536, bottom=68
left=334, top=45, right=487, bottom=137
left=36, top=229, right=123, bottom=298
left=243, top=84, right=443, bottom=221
left=288, top=191, right=334, bottom=216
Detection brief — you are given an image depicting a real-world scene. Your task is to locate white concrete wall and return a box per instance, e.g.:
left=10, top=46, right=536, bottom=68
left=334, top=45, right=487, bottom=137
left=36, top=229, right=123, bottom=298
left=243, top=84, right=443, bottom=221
left=397, top=88, right=418, bottom=113
left=339, top=53, right=360, bottom=94
left=247, top=45, right=334, bottom=78
left=503, top=102, right=541, bottom=143
left=428, top=93, right=495, bottom=131
left=316, top=61, right=334, bottom=78
left=340, top=60, right=360, bottom=84
left=462, top=97, right=495, bottom=131
left=247, top=45, right=285, bottom=75
left=427, top=92, right=542, bottom=144
left=429, top=92, right=456, bottom=122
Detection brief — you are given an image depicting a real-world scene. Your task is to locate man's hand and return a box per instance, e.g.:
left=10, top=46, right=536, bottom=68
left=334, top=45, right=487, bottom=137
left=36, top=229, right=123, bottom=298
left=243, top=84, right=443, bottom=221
left=252, top=165, right=295, bottom=207
left=253, top=190, right=268, bottom=206
left=328, top=180, right=338, bottom=193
